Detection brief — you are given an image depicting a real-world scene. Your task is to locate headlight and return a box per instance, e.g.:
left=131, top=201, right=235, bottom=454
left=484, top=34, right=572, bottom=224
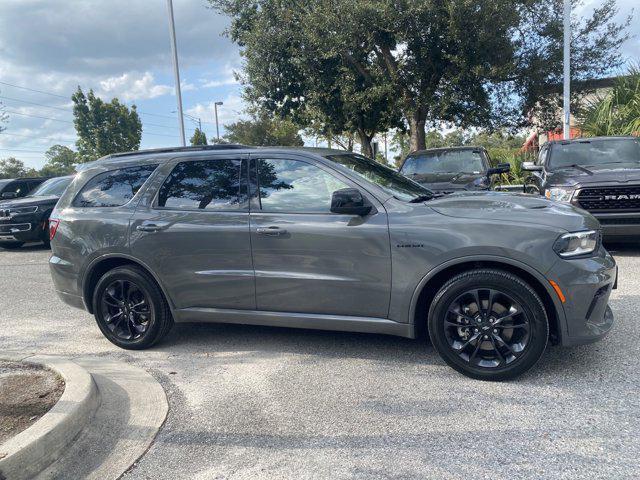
left=553, top=230, right=599, bottom=258
left=9, top=206, right=38, bottom=215
left=545, top=187, right=574, bottom=202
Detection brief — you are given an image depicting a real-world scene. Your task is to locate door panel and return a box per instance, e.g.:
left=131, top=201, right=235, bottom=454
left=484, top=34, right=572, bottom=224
left=130, top=155, right=255, bottom=310
left=249, top=156, right=391, bottom=318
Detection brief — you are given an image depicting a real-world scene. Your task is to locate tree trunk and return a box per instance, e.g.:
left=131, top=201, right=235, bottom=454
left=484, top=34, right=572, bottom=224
left=409, top=112, right=426, bottom=152
left=357, top=129, right=374, bottom=158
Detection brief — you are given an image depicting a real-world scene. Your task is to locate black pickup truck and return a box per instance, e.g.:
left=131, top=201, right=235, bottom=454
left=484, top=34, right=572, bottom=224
left=523, top=136, right=640, bottom=241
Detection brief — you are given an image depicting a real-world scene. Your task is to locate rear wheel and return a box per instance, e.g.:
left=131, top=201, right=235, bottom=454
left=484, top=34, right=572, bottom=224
left=428, top=269, right=548, bottom=381
left=92, top=265, right=174, bottom=350
left=0, top=241, right=24, bottom=250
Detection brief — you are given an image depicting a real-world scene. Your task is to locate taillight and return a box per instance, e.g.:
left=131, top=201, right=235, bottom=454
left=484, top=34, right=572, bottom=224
left=49, top=219, right=60, bottom=240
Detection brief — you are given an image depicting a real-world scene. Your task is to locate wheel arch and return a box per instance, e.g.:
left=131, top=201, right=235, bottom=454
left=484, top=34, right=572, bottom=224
left=82, top=254, right=173, bottom=314
left=410, top=256, right=565, bottom=345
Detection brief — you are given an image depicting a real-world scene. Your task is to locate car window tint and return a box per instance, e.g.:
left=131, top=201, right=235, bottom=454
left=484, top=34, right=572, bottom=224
left=257, top=159, right=348, bottom=213
left=157, top=159, right=245, bottom=210
left=74, top=164, right=158, bottom=207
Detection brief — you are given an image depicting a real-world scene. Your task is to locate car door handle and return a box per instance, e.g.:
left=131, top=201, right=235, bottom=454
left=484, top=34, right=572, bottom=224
left=136, top=222, right=169, bottom=233
left=256, top=226, right=288, bottom=236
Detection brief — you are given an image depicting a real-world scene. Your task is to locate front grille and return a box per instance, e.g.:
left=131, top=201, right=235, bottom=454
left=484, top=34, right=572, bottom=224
left=575, top=185, right=640, bottom=212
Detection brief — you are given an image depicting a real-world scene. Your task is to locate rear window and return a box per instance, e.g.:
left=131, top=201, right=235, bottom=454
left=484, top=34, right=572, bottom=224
left=73, top=164, right=158, bottom=208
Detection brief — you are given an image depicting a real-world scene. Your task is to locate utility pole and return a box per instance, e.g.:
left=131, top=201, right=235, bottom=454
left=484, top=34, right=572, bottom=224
left=214, top=101, right=223, bottom=142
left=167, top=0, right=186, bottom=146
left=563, top=0, right=571, bottom=140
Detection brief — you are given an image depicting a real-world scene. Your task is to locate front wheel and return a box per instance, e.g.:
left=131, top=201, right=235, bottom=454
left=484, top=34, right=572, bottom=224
left=428, top=269, right=548, bottom=381
left=92, top=265, right=174, bottom=350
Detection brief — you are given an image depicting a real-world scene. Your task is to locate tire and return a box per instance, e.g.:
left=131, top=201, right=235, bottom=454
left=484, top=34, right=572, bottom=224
left=428, top=269, right=548, bottom=381
left=92, top=265, right=174, bottom=350
left=41, top=219, right=51, bottom=248
left=0, top=241, right=24, bottom=250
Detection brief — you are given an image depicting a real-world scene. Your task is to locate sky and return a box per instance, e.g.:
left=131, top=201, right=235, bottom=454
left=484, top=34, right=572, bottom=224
left=0, top=0, right=638, bottom=169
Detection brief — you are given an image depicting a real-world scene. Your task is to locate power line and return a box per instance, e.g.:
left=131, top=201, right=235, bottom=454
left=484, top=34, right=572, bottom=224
left=0, top=147, right=49, bottom=154
left=5, top=110, right=73, bottom=123
left=0, top=95, right=70, bottom=112
left=0, top=132, right=76, bottom=143
left=0, top=80, right=184, bottom=121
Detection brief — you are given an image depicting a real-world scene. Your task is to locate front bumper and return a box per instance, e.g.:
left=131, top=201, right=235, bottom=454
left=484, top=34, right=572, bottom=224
left=0, top=218, right=44, bottom=243
left=592, top=212, right=640, bottom=240
left=546, top=247, right=617, bottom=346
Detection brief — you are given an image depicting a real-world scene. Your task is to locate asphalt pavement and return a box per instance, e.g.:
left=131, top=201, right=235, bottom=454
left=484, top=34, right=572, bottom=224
left=1, top=243, right=639, bottom=480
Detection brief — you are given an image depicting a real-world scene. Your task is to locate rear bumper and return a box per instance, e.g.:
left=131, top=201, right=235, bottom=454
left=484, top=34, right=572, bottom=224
left=50, top=255, right=86, bottom=311
left=546, top=248, right=617, bottom=346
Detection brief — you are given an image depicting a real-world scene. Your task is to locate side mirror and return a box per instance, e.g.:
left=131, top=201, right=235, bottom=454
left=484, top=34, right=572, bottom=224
left=330, top=188, right=372, bottom=216
left=522, top=162, right=543, bottom=172
left=1, top=192, right=18, bottom=199
left=487, top=163, right=511, bottom=176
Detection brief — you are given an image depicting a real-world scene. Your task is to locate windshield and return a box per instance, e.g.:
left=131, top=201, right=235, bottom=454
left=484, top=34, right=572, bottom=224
left=325, top=153, right=432, bottom=202
left=31, top=176, right=73, bottom=197
left=549, top=138, right=640, bottom=169
left=401, top=150, right=486, bottom=175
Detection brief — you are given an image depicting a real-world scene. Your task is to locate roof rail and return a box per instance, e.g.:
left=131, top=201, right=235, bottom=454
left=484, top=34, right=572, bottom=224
left=107, top=144, right=252, bottom=159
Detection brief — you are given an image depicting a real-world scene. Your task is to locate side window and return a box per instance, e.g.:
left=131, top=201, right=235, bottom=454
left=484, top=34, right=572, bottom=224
left=74, top=164, right=158, bottom=208
left=157, top=158, right=246, bottom=210
left=256, top=158, right=348, bottom=213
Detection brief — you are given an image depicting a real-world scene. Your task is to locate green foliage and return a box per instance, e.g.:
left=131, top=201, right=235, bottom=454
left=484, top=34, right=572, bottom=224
left=72, top=87, right=142, bottom=162
left=223, top=112, right=304, bottom=146
left=40, top=145, right=78, bottom=177
left=579, top=67, right=640, bottom=137
left=210, top=0, right=629, bottom=151
left=190, top=128, right=208, bottom=146
left=0, top=157, right=38, bottom=179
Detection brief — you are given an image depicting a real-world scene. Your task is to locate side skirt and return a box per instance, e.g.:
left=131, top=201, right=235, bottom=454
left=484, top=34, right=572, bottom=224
left=173, top=307, right=415, bottom=339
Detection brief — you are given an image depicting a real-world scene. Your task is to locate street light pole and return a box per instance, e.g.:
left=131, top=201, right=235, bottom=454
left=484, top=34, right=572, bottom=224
left=563, top=0, right=571, bottom=140
left=214, top=101, right=223, bottom=142
left=166, top=0, right=186, bottom=147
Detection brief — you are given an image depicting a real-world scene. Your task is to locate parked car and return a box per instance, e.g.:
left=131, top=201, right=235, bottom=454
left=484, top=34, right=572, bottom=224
left=49, top=145, right=616, bottom=380
left=0, top=175, right=74, bottom=249
left=0, top=177, right=48, bottom=200
left=523, top=136, right=640, bottom=241
left=398, top=146, right=510, bottom=194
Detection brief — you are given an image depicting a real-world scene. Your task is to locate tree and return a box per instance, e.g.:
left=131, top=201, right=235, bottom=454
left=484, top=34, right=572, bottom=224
left=579, top=67, right=640, bottom=137
left=223, top=112, right=304, bottom=146
left=72, top=87, right=142, bottom=162
left=210, top=0, right=401, bottom=157
left=190, top=128, right=208, bottom=146
left=211, top=0, right=629, bottom=152
left=0, top=157, right=28, bottom=178
left=40, top=145, right=78, bottom=177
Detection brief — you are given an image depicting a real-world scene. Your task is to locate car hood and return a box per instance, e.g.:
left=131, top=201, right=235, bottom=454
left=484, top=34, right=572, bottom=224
left=428, top=191, right=599, bottom=231
left=547, top=164, right=640, bottom=187
left=0, top=195, right=60, bottom=208
left=408, top=172, right=486, bottom=191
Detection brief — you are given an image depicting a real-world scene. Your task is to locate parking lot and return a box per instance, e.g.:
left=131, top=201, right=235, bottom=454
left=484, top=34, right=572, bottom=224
left=1, top=244, right=639, bottom=479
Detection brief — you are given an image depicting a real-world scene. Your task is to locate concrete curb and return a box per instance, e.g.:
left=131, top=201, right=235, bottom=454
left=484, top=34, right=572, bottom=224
left=0, top=356, right=99, bottom=480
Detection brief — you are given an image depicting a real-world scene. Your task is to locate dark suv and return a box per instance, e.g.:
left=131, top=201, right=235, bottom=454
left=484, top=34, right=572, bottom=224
left=523, top=136, right=640, bottom=241
left=0, top=176, right=74, bottom=249
left=49, top=146, right=616, bottom=380
left=399, top=147, right=510, bottom=195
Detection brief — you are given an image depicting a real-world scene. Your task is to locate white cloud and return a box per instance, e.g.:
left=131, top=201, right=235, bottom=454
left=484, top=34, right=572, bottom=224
left=186, top=93, right=248, bottom=137
left=98, top=72, right=173, bottom=101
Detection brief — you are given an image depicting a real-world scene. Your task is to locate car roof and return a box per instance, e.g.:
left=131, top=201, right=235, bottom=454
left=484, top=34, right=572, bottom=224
left=79, top=145, right=356, bottom=170
left=547, top=135, right=637, bottom=145
left=407, top=146, right=486, bottom=156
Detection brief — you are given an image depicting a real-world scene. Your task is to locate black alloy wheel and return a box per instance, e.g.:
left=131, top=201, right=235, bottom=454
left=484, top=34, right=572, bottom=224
left=100, top=280, right=152, bottom=341
left=93, top=265, right=174, bottom=349
left=428, top=269, right=548, bottom=381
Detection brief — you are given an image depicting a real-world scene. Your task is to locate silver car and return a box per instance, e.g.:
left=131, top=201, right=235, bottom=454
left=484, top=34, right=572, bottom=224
left=49, top=146, right=617, bottom=380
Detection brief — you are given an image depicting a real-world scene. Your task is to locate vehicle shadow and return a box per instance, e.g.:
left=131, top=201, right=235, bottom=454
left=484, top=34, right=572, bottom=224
left=159, top=322, right=437, bottom=366
left=0, top=242, right=49, bottom=252
left=604, top=241, right=640, bottom=257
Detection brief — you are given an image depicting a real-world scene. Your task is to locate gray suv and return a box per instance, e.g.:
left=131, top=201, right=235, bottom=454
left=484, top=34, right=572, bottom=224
left=49, top=146, right=617, bottom=380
